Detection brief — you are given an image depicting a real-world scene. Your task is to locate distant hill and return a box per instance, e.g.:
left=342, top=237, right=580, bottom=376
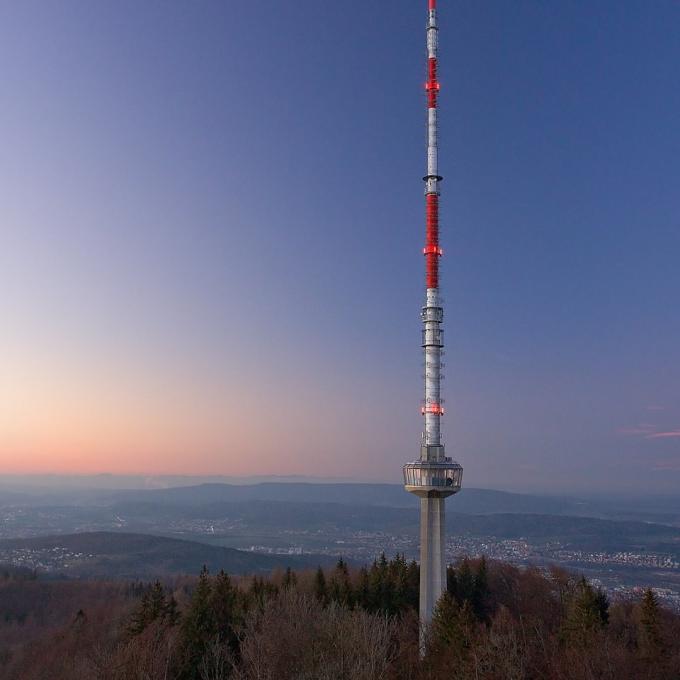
left=4, top=481, right=678, bottom=526
left=0, top=532, right=337, bottom=579
left=450, top=512, right=680, bottom=553
left=107, top=500, right=680, bottom=553
left=112, top=483, right=593, bottom=515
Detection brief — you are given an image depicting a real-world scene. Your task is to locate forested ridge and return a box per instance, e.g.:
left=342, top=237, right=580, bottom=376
left=1, top=556, right=679, bottom=679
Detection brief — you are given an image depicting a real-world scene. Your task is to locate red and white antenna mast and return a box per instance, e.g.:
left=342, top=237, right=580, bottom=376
left=403, top=0, right=463, bottom=633
left=424, top=0, right=444, bottom=447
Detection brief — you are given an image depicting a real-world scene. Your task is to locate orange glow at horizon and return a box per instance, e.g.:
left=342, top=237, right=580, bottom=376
left=0, top=339, right=391, bottom=479
left=2, top=343, right=250, bottom=475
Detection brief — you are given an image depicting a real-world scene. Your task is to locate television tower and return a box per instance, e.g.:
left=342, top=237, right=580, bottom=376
left=403, top=0, right=463, bottom=630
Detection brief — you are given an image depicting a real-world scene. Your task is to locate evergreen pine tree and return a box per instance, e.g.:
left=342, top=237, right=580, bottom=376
left=405, top=559, right=420, bottom=610
left=72, top=609, right=87, bottom=631
left=356, top=566, right=371, bottom=610
left=372, top=553, right=395, bottom=614
left=148, top=580, right=167, bottom=621
left=447, top=564, right=458, bottom=598
left=314, top=566, right=327, bottom=605
left=248, top=575, right=277, bottom=609
left=472, top=556, right=490, bottom=622
left=595, top=587, right=610, bottom=626
left=127, top=582, right=179, bottom=647
left=389, top=554, right=408, bottom=612
left=128, top=588, right=152, bottom=636
left=455, top=559, right=476, bottom=605
left=210, top=570, right=238, bottom=635
left=430, top=592, right=476, bottom=663
left=561, top=577, right=607, bottom=646
left=366, top=559, right=380, bottom=612
left=209, top=569, right=242, bottom=656
left=282, top=566, right=297, bottom=589
left=638, top=588, right=662, bottom=661
left=431, top=592, right=461, bottom=648
left=178, top=565, right=214, bottom=679
left=164, top=593, right=181, bottom=626
left=327, top=558, right=352, bottom=607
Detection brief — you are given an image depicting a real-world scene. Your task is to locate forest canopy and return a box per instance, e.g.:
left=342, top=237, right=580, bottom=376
left=1, top=556, right=679, bottom=679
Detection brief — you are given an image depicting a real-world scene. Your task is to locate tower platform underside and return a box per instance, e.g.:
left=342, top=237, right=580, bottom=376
left=403, top=460, right=462, bottom=498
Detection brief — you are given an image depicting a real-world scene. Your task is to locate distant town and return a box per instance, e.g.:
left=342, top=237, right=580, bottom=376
left=2, top=504, right=679, bottom=612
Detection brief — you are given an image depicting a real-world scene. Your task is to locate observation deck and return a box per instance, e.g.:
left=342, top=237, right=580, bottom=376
left=403, top=459, right=463, bottom=498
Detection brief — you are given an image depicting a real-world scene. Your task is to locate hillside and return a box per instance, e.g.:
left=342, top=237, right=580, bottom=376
left=0, top=532, right=336, bottom=579
left=102, top=501, right=680, bottom=554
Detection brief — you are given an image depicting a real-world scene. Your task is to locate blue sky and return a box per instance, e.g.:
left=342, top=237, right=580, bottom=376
left=1, top=1, right=678, bottom=493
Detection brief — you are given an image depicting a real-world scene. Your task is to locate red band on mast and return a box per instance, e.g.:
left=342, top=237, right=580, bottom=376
left=425, top=193, right=440, bottom=289
left=429, top=0, right=436, bottom=9
left=426, top=58, right=439, bottom=108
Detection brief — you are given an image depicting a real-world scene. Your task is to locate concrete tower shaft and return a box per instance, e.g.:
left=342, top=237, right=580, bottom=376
left=403, top=0, right=463, bottom=633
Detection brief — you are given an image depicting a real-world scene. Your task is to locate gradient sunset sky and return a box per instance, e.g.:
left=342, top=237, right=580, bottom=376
left=1, top=1, right=679, bottom=493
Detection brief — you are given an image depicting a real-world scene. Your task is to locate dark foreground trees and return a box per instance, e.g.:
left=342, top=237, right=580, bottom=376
left=1, top=557, right=679, bottom=679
